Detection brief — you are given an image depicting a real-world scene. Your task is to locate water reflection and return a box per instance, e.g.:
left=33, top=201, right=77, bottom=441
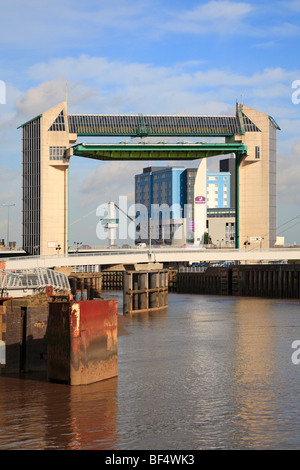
left=1, top=294, right=300, bottom=449
left=230, top=298, right=281, bottom=448
left=0, top=374, right=119, bottom=450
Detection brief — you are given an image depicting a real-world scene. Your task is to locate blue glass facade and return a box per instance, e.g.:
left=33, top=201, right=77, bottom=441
left=135, top=167, right=185, bottom=219
left=135, top=166, right=231, bottom=214
left=135, top=163, right=234, bottom=245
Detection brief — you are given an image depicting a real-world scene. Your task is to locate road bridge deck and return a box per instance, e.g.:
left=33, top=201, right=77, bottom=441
left=1, top=248, right=299, bottom=271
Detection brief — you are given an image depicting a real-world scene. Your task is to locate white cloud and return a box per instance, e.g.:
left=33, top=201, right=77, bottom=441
left=15, top=78, right=68, bottom=119
left=23, top=55, right=300, bottom=119
left=277, top=140, right=300, bottom=204
left=164, top=1, right=253, bottom=35
left=78, top=161, right=145, bottom=209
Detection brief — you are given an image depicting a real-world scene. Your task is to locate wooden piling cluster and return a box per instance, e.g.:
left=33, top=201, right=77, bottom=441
left=68, top=273, right=102, bottom=299
left=101, top=271, right=123, bottom=291
left=176, top=264, right=300, bottom=299
left=123, top=269, right=168, bottom=315
left=0, top=303, right=6, bottom=370
left=176, top=267, right=230, bottom=296
left=168, top=270, right=178, bottom=292
left=231, top=264, right=300, bottom=298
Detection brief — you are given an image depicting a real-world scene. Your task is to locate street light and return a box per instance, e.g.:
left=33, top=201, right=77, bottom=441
left=1, top=203, right=16, bottom=247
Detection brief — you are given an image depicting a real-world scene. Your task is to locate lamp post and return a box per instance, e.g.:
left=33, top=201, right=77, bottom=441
left=1, top=203, right=16, bottom=247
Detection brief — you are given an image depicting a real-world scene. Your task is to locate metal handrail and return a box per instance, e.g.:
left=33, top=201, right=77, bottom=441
left=1, top=246, right=299, bottom=263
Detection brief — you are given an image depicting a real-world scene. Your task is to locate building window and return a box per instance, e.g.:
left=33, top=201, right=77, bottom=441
left=49, top=110, right=65, bottom=131
left=49, top=146, right=67, bottom=160
left=255, top=146, right=260, bottom=159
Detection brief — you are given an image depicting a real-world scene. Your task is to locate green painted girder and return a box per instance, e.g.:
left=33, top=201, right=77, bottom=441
left=75, top=131, right=236, bottom=138
left=71, top=142, right=248, bottom=161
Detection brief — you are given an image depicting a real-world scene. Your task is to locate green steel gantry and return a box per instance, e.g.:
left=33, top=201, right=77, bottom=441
left=70, top=141, right=247, bottom=161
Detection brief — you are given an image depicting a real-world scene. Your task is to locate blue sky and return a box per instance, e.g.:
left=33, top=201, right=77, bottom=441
left=0, top=0, right=300, bottom=245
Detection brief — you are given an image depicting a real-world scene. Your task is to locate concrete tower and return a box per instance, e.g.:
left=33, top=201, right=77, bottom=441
left=20, top=102, right=75, bottom=255
left=230, top=104, right=278, bottom=248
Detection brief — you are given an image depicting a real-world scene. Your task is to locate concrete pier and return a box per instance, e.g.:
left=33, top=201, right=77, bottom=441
left=123, top=269, right=168, bottom=315
left=47, top=300, right=118, bottom=385
left=0, top=295, right=118, bottom=385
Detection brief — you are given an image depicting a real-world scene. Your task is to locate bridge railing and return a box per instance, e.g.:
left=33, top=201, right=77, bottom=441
left=0, top=247, right=299, bottom=264
left=178, top=267, right=207, bottom=273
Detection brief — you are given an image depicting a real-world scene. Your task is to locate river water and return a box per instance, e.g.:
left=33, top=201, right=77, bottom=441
left=1, top=292, right=300, bottom=450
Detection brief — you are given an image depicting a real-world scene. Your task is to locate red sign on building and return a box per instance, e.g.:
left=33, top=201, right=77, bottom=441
left=195, top=196, right=206, bottom=204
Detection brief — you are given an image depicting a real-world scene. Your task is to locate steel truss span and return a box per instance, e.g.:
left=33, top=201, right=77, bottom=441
left=67, top=113, right=261, bottom=137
